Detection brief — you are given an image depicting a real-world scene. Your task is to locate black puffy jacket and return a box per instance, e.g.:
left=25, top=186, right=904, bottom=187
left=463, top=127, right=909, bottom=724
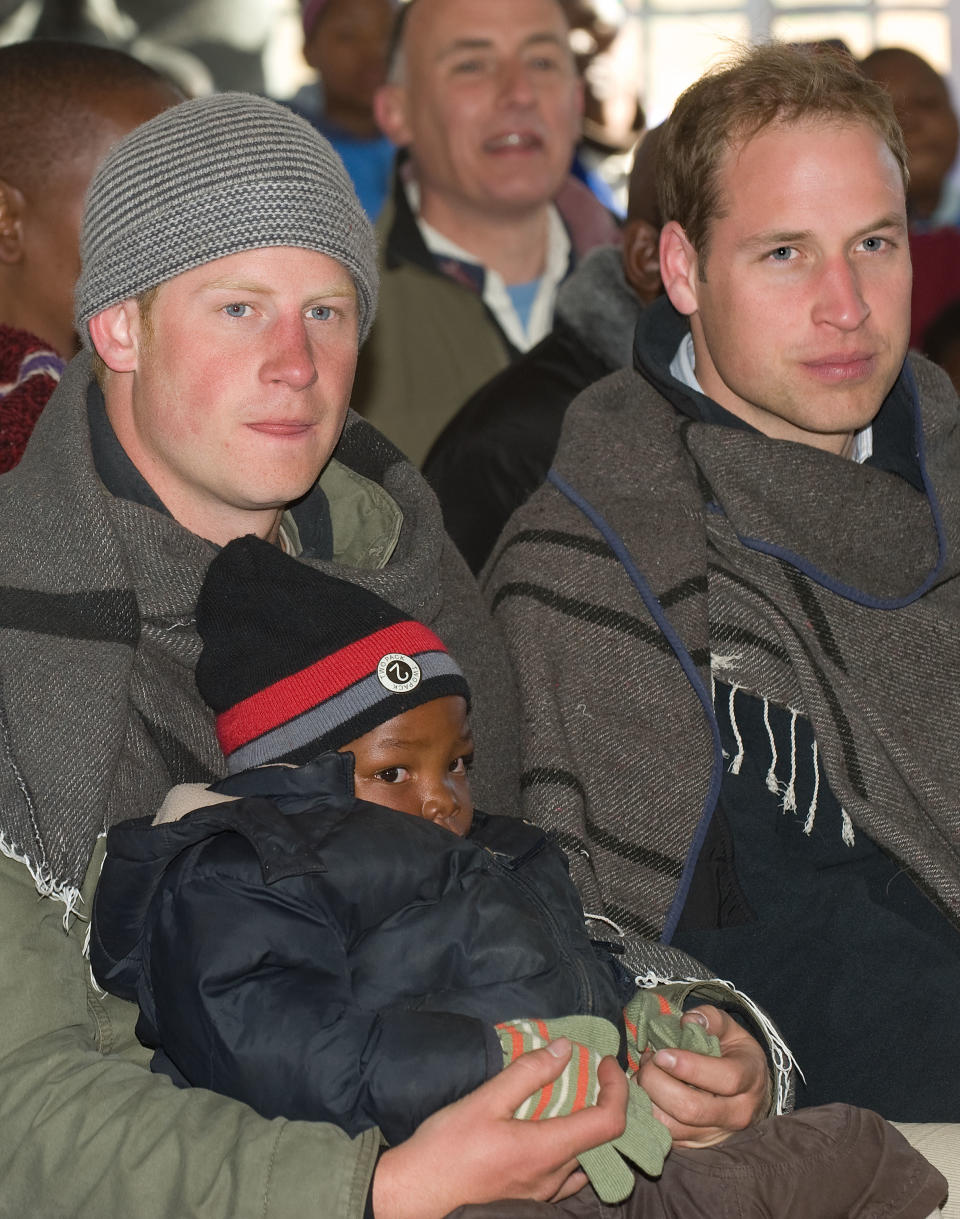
left=90, top=752, right=633, bottom=1145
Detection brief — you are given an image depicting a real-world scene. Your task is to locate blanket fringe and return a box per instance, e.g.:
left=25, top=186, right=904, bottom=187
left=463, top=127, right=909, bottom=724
left=633, top=968, right=803, bottom=1116
left=762, top=699, right=779, bottom=794
left=724, top=692, right=853, bottom=847
left=803, top=740, right=820, bottom=833
left=0, top=831, right=81, bottom=929
left=781, top=709, right=798, bottom=813
left=727, top=684, right=745, bottom=774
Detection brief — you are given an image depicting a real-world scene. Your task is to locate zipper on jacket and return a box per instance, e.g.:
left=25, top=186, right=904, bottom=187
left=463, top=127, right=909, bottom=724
left=484, top=848, right=595, bottom=1014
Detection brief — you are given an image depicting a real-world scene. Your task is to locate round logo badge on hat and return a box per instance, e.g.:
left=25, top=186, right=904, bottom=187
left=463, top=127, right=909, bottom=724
left=377, top=653, right=422, bottom=693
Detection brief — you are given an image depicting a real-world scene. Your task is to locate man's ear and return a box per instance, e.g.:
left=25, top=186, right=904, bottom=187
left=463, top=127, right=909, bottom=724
left=0, top=179, right=24, bottom=265
left=374, top=82, right=412, bottom=148
left=659, top=220, right=700, bottom=317
left=87, top=301, right=142, bottom=373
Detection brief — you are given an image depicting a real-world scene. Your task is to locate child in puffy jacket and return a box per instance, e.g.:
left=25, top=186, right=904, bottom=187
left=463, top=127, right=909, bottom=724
left=90, top=535, right=945, bottom=1218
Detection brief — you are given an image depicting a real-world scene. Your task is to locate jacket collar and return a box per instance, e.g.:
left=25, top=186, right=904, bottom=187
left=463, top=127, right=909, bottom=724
left=381, top=151, right=620, bottom=284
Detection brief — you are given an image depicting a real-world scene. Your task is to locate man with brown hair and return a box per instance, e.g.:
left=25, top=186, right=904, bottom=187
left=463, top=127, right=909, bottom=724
left=488, top=40, right=960, bottom=1193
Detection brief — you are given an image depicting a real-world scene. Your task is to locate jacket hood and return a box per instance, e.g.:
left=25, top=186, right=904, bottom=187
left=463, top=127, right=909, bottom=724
left=553, top=244, right=643, bottom=374
left=89, top=753, right=360, bottom=1001
left=90, top=751, right=537, bottom=1007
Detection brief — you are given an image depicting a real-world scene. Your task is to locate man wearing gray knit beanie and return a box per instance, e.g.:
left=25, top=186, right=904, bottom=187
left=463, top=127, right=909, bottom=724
left=0, top=90, right=636, bottom=1219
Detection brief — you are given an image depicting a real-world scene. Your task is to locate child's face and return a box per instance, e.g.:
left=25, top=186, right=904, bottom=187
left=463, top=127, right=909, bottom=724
left=342, top=695, right=474, bottom=836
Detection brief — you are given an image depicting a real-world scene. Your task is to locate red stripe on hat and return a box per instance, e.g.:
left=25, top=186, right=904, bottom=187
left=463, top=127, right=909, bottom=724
left=217, top=619, right=447, bottom=753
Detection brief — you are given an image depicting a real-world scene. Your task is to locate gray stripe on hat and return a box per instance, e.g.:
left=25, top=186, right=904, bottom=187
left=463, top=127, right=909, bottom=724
left=75, top=92, right=378, bottom=344
left=226, top=651, right=463, bottom=773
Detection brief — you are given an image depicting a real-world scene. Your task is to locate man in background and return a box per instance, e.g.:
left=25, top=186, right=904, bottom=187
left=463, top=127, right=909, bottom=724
left=424, top=126, right=662, bottom=573
left=862, top=46, right=960, bottom=230
left=352, top=0, right=620, bottom=466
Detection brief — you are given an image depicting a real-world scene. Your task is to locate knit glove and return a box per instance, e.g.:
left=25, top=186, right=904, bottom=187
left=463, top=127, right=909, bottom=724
left=495, top=1015, right=672, bottom=1202
left=623, top=988, right=721, bottom=1073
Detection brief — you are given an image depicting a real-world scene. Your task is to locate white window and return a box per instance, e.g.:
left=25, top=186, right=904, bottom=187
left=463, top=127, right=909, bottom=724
left=624, top=0, right=956, bottom=124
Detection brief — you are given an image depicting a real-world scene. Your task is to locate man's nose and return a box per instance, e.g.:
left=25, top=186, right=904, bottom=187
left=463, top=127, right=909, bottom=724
left=811, top=258, right=871, bottom=331
left=261, top=316, right=318, bottom=389
left=498, top=58, right=538, bottom=107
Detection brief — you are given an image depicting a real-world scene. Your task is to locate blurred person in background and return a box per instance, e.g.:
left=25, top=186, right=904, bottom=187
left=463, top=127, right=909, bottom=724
left=352, top=0, right=620, bottom=466
left=425, top=125, right=664, bottom=573
left=561, top=0, right=645, bottom=216
left=864, top=48, right=960, bottom=370
left=288, top=0, right=399, bottom=219
left=0, top=39, right=180, bottom=472
left=923, top=296, right=960, bottom=392
left=862, top=46, right=960, bottom=230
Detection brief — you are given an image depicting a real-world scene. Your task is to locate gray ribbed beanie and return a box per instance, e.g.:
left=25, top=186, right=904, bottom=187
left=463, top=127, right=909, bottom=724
left=74, top=92, right=378, bottom=345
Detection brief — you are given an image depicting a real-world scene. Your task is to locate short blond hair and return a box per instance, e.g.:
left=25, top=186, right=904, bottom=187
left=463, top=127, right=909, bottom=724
left=658, top=42, right=909, bottom=261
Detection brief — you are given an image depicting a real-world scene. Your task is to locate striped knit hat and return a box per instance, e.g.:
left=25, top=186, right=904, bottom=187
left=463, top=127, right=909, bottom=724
left=196, top=536, right=470, bottom=773
left=74, top=92, right=378, bottom=345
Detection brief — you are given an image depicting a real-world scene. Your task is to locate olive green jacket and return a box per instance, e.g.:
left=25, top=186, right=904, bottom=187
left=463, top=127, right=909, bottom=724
left=0, top=351, right=520, bottom=1218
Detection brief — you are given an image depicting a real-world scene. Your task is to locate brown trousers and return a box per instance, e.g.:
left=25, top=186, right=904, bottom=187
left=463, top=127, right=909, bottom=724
left=445, top=1104, right=947, bottom=1219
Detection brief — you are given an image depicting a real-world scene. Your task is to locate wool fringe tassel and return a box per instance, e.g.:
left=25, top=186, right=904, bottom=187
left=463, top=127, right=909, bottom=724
left=633, top=968, right=803, bottom=1116
left=0, top=831, right=81, bottom=929
left=731, top=698, right=841, bottom=843
left=762, top=699, right=779, bottom=794
left=803, top=740, right=820, bottom=834
left=727, top=684, right=745, bottom=774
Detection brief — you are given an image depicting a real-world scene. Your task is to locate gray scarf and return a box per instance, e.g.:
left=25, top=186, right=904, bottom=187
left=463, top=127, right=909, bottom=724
left=487, top=356, right=960, bottom=940
left=0, top=352, right=521, bottom=911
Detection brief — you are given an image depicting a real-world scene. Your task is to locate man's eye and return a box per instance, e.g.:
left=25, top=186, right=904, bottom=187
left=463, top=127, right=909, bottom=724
left=223, top=303, right=250, bottom=317
left=450, top=753, right=474, bottom=775
left=859, top=236, right=887, bottom=252
left=309, top=305, right=334, bottom=321
left=452, top=58, right=485, bottom=74
left=769, top=246, right=795, bottom=262
left=375, top=766, right=407, bottom=783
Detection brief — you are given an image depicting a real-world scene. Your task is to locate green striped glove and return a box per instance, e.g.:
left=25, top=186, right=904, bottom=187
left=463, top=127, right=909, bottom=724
left=622, top=989, right=721, bottom=1075
left=495, top=1015, right=673, bottom=1201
